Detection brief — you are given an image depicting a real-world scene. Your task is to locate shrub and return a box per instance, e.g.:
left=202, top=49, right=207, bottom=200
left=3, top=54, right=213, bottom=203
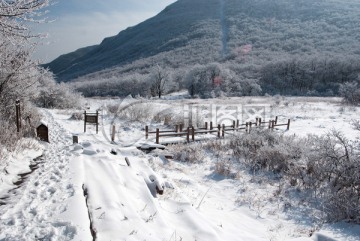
left=339, top=81, right=360, bottom=105
left=169, top=143, right=206, bottom=163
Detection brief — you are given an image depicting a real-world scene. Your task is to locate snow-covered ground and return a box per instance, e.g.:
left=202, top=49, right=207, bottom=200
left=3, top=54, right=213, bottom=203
left=0, top=96, right=359, bottom=241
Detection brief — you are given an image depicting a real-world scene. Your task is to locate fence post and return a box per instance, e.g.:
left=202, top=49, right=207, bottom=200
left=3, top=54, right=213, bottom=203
left=268, top=120, right=271, bottom=129
left=210, top=122, right=213, bottom=130
left=255, top=118, right=259, bottom=126
left=16, top=100, right=20, bottom=132
left=96, top=110, right=99, bottom=134
left=271, top=120, right=275, bottom=130
left=246, top=122, right=249, bottom=133
left=287, top=119, right=291, bottom=130
left=156, top=128, right=160, bottom=144
left=192, top=126, right=195, bottom=141
left=180, top=124, right=183, bottom=132
left=259, top=118, right=262, bottom=127
left=232, top=120, right=236, bottom=129
left=187, top=127, right=190, bottom=142
left=222, top=124, right=225, bottom=138
left=205, top=122, right=208, bottom=130
left=175, top=125, right=179, bottom=133
left=275, top=116, right=278, bottom=125
left=249, top=122, right=252, bottom=133
left=111, top=124, right=116, bottom=142
left=236, top=119, right=240, bottom=128
left=217, top=124, right=221, bottom=138
left=84, top=111, right=87, bottom=133
left=145, top=125, right=149, bottom=139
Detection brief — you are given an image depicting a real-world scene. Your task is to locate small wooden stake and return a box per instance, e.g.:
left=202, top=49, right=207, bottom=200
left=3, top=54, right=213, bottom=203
left=192, top=126, right=195, bottom=141
left=145, top=125, right=149, bottom=139
left=125, top=157, right=131, bottom=167
left=156, top=128, right=160, bottom=144
left=111, top=124, right=116, bottom=142
left=287, top=119, right=291, bottom=130
left=187, top=127, right=190, bottom=142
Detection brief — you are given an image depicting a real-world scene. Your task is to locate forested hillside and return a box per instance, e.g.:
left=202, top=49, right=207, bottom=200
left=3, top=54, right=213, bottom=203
left=46, top=0, right=360, bottom=98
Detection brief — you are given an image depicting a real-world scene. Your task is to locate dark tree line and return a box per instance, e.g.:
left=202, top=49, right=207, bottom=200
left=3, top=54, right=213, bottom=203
left=260, top=57, right=360, bottom=96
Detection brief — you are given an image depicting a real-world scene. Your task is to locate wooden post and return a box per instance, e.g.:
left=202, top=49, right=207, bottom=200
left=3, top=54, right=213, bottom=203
left=111, top=124, right=116, bottom=142
left=210, top=122, right=213, bottom=130
left=175, top=125, right=179, bottom=133
left=192, top=126, right=195, bottom=141
left=249, top=122, right=252, bottom=133
left=15, top=100, right=20, bottom=132
left=156, top=128, right=160, bottom=144
left=96, top=110, right=99, bottom=134
left=259, top=118, right=262, bottom=126
left=287, top=119, right=291, bottom=130
left=271, top=120, right=275, bottom=130
left=222, top=124, right=225, bottom=138
left=232, top=120, right=236, bottom=129
left=268, top=120, right=271, bottom=129
left=145, top=125, right=149, bottom=139
left=275, top=116, right=278, bottom=125
left=73, top=135, right=78, bottom=144
left=246, top=122, right=249, bottom=133
left=84, top=111, right=87, bottom=132
left=217, top=124, right=221, bottom=138
left=187, top=127, right=190, bottom=142
left=180, top=124, right=183, bottom=132
left=255, top=118, right=259, bottom=126
left=125, top=157, right=131, bottom=167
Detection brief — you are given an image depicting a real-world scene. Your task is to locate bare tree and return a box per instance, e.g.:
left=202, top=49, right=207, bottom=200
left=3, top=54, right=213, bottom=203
left=150, top=65, right=169, bottom=98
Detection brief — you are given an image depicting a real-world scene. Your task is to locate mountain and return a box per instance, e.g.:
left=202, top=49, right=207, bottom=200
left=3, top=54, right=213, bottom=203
left=45, top=0, right=360, bottom=96
left=44, top=0, right=221, bottom=81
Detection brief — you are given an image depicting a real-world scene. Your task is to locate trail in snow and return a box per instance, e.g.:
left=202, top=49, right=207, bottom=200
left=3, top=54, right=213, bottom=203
left=0, top=110, right=77, bottom=240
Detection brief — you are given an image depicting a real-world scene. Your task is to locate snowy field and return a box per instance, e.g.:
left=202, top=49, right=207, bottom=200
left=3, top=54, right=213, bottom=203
left=0, top=96, right=359, bottom=241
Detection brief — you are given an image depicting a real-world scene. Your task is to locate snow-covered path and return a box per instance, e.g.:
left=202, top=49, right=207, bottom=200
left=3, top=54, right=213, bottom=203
left=0, top=110, right=78, bottom=240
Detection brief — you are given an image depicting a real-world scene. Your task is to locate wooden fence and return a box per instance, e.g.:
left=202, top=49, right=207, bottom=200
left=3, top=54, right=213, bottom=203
left=145, top=116, right=291, bottom=144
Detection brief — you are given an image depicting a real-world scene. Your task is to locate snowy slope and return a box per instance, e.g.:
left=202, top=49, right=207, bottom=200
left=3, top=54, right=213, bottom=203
left=1, top=96, right=359, bottom=240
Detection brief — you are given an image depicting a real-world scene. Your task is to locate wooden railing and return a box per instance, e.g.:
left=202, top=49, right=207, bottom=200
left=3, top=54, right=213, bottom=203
left=145, top=116, right=291, bottom=144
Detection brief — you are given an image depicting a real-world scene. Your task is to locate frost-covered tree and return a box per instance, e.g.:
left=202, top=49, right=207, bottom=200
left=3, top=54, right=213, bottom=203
left=0, top=0, right=50, bottom=151
left=0, top=0, right=50, bottom=113
left=149, top=65, right=169, bottom=98
left=339, top=81, right=360, bottom=105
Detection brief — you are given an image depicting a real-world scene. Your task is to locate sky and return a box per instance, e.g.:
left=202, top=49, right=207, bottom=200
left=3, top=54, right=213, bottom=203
left=33, top=0, right=177, bottom=63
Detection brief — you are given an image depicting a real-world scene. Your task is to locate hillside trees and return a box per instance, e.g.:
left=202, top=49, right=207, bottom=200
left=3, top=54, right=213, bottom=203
left=260, top=57, right=360, bottom=96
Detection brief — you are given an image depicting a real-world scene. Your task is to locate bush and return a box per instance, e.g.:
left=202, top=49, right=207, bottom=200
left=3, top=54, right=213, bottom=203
left=169, top=143, right=206, bottom=163
left=33, top=71, right=83, bottom=109
left=339, top=81, right=360, bottom=105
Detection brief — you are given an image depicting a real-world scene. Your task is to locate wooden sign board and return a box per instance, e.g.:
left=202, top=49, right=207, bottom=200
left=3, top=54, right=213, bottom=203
left=85, top=115, right=97, bottom=124
left=37, top=124, right=49, bottom=142
left=84, top=111, right=99, bottom=133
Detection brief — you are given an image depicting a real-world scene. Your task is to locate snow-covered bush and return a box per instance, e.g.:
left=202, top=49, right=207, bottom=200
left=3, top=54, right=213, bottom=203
left=117, top=103, right=154, bottom=122
left=229, top=129, right=301, bottom=173
left=169, top=143, right=206, bottom=163
left=339, top=81, right=360, bottom=105
left=214, top=159, right=233, bottom=177
left=298, top=131, right=360, bottom=222
left=33, top=70, right=83, bottom=109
